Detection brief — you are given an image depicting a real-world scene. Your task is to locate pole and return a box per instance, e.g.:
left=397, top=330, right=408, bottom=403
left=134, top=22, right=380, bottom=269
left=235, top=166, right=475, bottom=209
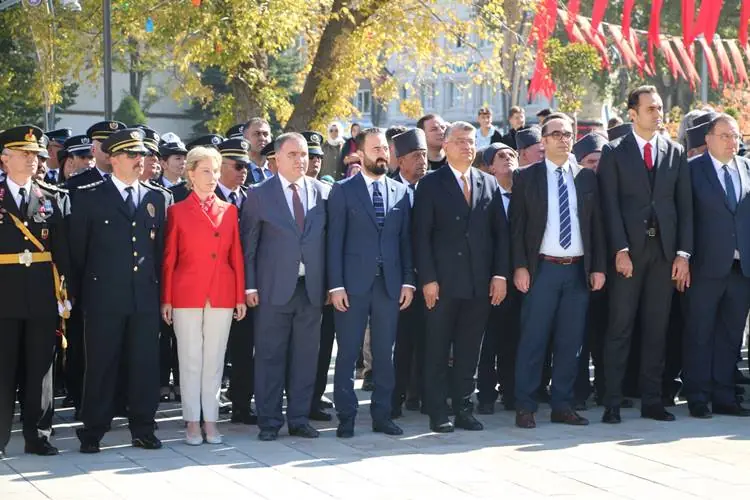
left=46, top=0, right=55, bottom=129
left=103, top=0, right=113, bottom=120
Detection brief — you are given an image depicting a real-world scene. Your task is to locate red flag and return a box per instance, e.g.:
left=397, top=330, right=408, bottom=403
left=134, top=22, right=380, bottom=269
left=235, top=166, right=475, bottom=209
left=565, top=0, right=581, bottom=41
left=727, top=39, right=749, bottom=85
left=714, top=36, right=735, bottom=85
left=621, top=0, right=636, bottom=39
left=647, top=0, right=664, bottom=70
left=659, top=37, right=687, bottom=81
left=578, top=16, right=611, bottom=69
left=694, top=0, right=724, bottom=43
left=630, top=29, right=651, bottom=76
left=609, top=24, right=637, bottom=69
left=528, top=0, right=558, bottom=101
left=558, top=9, right=585, bottom=44
left=697, top=36, right=720, bottom=88
left=590, top=0, right=607, bottom=32
left=741, top=0, right=750, bottom=47
left=673, top=38, right=701, bottom=89
left=682, top=0, right=695, bottom=47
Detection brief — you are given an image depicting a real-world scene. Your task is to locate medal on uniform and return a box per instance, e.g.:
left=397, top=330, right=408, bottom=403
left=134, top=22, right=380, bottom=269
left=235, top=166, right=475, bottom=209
left=43, top=199, right=53, bottom=215
left=41, top=228, right=49, bottom=240
left=147, top=202, right=155, bottom=218
left=150, top=228, right=156, bottom=240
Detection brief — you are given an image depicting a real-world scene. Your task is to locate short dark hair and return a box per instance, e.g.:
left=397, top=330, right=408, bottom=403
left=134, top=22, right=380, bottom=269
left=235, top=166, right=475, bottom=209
left=627, top=85, right=658, bottom=111
left=706, top=113, right=738, bottom=135
left=508, top=106, right=523, bottom=118
left=355, top=127, right=385, bottom=151
left=274, top=132, right=305, bottom=152
left=350, top=123, right=361, bottom=134
left=385, top=125, right=408, bottom=142
left=417, top=113, right=441, bottom=130
left=607, top=116, right=623, bottom=129
left=245, top=117, right=269, bottom=129
left=540, top=113, right=572, bottom=136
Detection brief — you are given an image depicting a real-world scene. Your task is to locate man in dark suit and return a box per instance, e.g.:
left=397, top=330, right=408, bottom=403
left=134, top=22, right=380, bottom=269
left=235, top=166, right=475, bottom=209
left=500, top=106, right=525, bottom=150
left=328, top=128, right=414, bottom=438
left=413, top=121, right=509, bottom=433
left=0, top=126, right=72, bottom=457
left=598, top=86, right=693, bottom=424
left=243, top=118, right=274, bottom=185
left=510, top=114, right=606, bottom=429
left=683, top=114, right=750, bottom=418
left=240, top=132, right=330, bottom=441
left=69, top=129, right=171, bottom=453
left=64, top=121, right=127, bottom=193
left=390, top=129, right=429, bottom=415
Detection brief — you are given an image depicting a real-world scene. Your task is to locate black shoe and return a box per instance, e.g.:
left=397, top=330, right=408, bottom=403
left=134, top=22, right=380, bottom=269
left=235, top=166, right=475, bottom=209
left=689, top=403, right=712, bottom=419
left=79, top=440, right=100, bottom=454
left=551, top=409, right=589, bottom=426
left=24, top=438, right=59, bottom=456
left=641, top=405, right=676, bottom=421
left=602, top=406, right=621, bottom=424
left=476, top=402, right=495, bottom=415
left=712, top=402, right=750, bottom=417
left=309, top=408, right=333, bottom=422
left=319, top=399, right=334, bottom=409
left=454, top=413, right=483, bottom=431
left=404, top=398, right=421, bottom=411
left=362, top=380, right=375, bottom=392
left=391, top=405, right=403, bottom=419
left=429, top=419, right=454, bottom=433
left=289, top=424, right=319, bottom=438
left=132, top=434, right=162, bottom=450
left=231, top=409, right=258, bottom=425
left=336, top=420, right=355, bottom=438
left=373, top=419, right=403, bottom=435
left=258, top=428, right=279, bottom=441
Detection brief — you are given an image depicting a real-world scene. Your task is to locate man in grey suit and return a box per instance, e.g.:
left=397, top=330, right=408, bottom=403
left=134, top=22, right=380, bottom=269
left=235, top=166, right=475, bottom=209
left=328, top=128, right=415, bottom=438
left=240, top=132, right=331, bottom=441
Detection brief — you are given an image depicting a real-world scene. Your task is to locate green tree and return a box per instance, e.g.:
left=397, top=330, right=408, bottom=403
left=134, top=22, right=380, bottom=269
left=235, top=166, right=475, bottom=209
left=544, top=39, right=601, bottom=115
left=114, top=95, right=147, bottom=125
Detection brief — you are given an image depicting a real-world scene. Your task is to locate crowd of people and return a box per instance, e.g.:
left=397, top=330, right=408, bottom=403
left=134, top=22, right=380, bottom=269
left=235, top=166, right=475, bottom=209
left=2, top=84, right=750, bottom=458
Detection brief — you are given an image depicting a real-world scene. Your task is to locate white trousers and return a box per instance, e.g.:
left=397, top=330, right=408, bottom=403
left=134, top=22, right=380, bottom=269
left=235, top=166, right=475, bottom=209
left=173, top=305, right=233, bottom=422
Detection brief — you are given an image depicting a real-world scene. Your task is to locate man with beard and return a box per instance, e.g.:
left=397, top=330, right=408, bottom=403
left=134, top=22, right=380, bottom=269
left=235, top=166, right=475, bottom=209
left=390, top=128, right=429, bottom=415
left=417, top=114, right=448, bottom=170
left=244, top=118, right=274, bottom=184
left=328, top=128, right=414, bottom=437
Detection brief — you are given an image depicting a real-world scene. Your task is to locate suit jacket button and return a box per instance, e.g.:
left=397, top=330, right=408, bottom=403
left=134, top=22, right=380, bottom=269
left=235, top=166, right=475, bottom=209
left=214, top=232, right=219, bottom=237
left=105, top=220, right=109, bottom=224
left=456, top=216, right=461, bottom=220
left=133, top=266, right=139, bottom=272
left=132, top=236, right=136, bottom=242
left=132, top=221, right=136, bottom=227
left=458, top=252, right=463, bottom=256
left=211, top=253, right=217, bottom=259
left=133, top=251, right=138, bottom=257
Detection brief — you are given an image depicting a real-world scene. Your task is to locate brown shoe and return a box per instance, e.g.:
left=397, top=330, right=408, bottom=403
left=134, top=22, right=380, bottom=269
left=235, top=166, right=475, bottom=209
left=515, top=410, right=536, bottom=429
left=551, top=409, right=589, bottom=426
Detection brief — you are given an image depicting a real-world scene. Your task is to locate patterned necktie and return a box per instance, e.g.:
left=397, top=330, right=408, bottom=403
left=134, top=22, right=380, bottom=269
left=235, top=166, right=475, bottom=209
left=18, top=187, right=28, bottom=216
left=124, top=186, right=137, bottom=218
left=228, top=191, right=238, bottom=207
left=460, top=174, right=471, bottom=205
left=557, top=168, right=571, bottom=249
left=723, top=165, right=738, bottom=213
left=289, top=183, right=305, bottom=232
left=643, top=142, right=654, bottom=171
left=373, top=181, right=385, bottom=228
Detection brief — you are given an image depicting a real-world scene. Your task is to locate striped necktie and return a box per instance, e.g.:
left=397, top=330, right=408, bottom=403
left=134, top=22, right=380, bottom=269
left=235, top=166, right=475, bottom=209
left=557, top=168, right=571, bottom=249
left=372, top=181, right=385, bottom=228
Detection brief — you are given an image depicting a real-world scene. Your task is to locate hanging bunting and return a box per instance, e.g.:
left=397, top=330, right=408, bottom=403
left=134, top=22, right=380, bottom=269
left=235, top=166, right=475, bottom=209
left=621, top=0, right=636, bottom=40
left=647, top=0, right=664, bottom=70
left=577, top=16, right=610, bottom=69
left=741, top=0, right=750, bottom=47
left=630, top=29, right=652, bottom=76
left=558, top=9, right=585, bottom=44
left=694, top=0, right=724, bottom=44
left=682, top=0, right=695, bottom=47
left=697, top=36, right=720, bottom=88
left=659, top=37, right=687, bottom=81
left=673, top=38, right=701, bottom=90
left=608, top=24, right=637, bottom=69
left=590, top=0, right=607, bottom=32
left=726, top=39, right=748, bottom=85
left=565, top=0, right=581, bottom=42
left=527, top=0, right=557, bottom=101
left=713, top=36, right=734, bottom=85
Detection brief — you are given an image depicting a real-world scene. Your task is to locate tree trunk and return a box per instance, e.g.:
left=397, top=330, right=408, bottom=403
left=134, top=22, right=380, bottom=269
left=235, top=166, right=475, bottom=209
left=231, top=52, right=270, bottom=122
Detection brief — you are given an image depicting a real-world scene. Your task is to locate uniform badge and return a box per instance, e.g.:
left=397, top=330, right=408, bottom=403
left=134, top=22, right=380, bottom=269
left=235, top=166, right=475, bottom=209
left=109, top=122, right=118, bottom=130
left=25, top=129, right=36, bottom=142
left=43, top=199, right=53, bottom=214
left=41, top=228, right=49, bottom=240
left=146, top=202, right=155, bottom=218
left=150, top=229, right=156, bottom=240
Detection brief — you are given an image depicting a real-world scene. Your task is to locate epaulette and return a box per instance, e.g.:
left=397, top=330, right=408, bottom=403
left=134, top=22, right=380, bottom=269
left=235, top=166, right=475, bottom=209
left=35, top=180, right=69, bottom=194
left=143, top=180, right=169, bottom=193
left=79, top=180, right=105, bottom=190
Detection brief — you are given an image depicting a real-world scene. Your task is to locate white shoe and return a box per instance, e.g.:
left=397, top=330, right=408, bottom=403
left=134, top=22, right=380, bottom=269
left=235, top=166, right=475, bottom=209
left=205, top=433, right=222, bottom=444
left=185, top=433, right=203, bottom=446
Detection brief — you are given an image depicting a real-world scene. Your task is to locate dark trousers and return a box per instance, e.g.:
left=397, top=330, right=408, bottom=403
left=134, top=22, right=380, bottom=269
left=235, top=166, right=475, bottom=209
left=228, top=312, right=254, bottom=412
left=64, top=307, right=85, bottom=408
left=0, top=317, right=57, bottom=449
left=158, top=320, right=180, bottom=388
left=604, top=237, right=674, bottom=407
left=333, top=275, right=399, bottom=423
left=424, top=296, right=490, bottom=420
left=683, top=264, right=750, bottom=406
left=583, top=289, right=608, bottom=402
left=515, top=261, right=590, bottom=413
left=477, top=287, right=521, bottom=405
left=663, top=291, right=685, bottom=398
left=393, top=291, right=426, bottom=407
left=254, top=281, right=320, bottom=430
left=78, top=312, right=160, bottom=441
left=311, top=305, right=335, bottom=411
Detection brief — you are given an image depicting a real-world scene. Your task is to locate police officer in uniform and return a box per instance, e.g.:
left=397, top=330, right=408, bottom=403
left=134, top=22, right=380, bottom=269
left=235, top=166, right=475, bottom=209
left=70, top=129, right=170, bottom=453
left=0, top=126, right=72, bottom=456
left=186, top=134, right=225, bottom=151
left=64, top=121, right=127, bottom=192
left=158, top=139, right=190, bottom=203
left=44, top=128, right=73, bottom=184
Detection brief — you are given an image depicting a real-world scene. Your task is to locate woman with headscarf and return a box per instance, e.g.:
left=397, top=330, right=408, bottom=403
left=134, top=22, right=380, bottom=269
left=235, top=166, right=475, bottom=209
left=322, top=121, right=345, bottom=179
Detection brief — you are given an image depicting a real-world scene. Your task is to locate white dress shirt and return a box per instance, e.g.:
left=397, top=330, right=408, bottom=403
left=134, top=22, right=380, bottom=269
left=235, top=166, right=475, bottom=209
left=217, top=181, right=242, bottom=206
left=399, top=173, right=418, bottom=207
left=6, top=177, right=32, bottom=211
left=539, top=158, right=584, bottom=258
left=710, top=153, right=742, bottom=259
left=448, top=164, right=472, bottom=194
left=475, top=126, right=497, bottom=150
left=160, top=176, right=177, bottom=188
left=111, top=175, right=141, bottom=206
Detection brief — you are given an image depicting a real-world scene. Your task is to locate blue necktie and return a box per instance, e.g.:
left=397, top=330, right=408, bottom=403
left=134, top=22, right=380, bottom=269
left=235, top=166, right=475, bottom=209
left=124, top=186, right=137, bottom=218
left=723, top=165, right=738, bottom=213
left=557, top=168, right=571, bottom=249
left=228, top=191, right=238, bottom=207
left=373, top=181, right=385, bottom=228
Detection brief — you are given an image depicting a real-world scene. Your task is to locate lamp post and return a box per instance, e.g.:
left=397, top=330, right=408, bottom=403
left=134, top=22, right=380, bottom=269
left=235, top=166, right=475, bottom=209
left=103, top=0, right=113, bottom=120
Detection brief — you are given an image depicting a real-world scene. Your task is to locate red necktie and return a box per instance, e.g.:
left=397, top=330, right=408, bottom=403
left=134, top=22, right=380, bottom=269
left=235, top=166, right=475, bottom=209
left=290, top=184, right=305, bottom=232
left=643, top=142, right=654, bottom=171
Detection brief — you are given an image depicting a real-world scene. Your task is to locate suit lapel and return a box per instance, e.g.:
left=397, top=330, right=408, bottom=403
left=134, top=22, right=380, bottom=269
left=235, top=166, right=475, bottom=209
left=352, top=173, right=378, bottom=227
left=439, top=165, right=467, bottom=207
left=653, top=135, right=669, bottom=194
left=271, top=175, right=299, bottom=233
left=26, top=183, right=43, bottom=220
left=214, top=186, right=227, bottom=202
left=303, top=177, right=319, bottom=235
left=384, top=176, right=398, bottom=213
left=699, top=153, right=732, bottom=212
left=470, top=167, right=483, bottom=209
left=104, top=179, right=133, bottom=219
left=622, top=133, right=652, bottom=196
left=571, top=161, right=585, bottom=217
left=533, top=163, right=548, bottom=220
left=737, top=157, right=750, bottom=203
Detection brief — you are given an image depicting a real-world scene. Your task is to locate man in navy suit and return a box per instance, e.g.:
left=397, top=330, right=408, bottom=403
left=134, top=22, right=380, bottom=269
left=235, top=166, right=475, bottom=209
left=683, top=114, right=750, bottom=418
left=327, top=128, right=415, bottom=438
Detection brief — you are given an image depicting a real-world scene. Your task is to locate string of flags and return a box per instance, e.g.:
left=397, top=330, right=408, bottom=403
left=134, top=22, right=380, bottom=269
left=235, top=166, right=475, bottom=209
left=528, top=0, right=750, bottom=100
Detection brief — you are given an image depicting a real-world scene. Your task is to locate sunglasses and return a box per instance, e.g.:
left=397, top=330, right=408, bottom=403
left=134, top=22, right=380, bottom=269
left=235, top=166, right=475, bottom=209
left=123, top=152, right=144, bottom=159
left=233, top=162, right=248, bottom=171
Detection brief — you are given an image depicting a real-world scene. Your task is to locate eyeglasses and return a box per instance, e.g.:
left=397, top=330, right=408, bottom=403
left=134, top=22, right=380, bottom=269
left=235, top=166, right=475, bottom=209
left=711, top=133, right=741, bottom=142
left=544, top=131, right=574, bottom=141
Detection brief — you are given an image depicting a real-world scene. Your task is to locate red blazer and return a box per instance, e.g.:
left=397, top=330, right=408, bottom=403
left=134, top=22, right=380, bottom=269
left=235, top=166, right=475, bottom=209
left=162, top=192, right=245, bottom=308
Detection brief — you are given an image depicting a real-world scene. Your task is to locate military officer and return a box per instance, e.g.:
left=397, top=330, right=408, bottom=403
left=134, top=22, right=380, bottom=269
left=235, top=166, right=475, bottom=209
left=303, top=131, right=325, bottom=178
left=70, top=128, right=171, bottom=453
left=44, top=128, right=73, bottom=184
left=0, top=125, right=72, bottom=457
left=186, top=134, right=225, bottom=151
left=226, top=124, right=245, bottom=140
left=260, top=142, right=277, bottom=175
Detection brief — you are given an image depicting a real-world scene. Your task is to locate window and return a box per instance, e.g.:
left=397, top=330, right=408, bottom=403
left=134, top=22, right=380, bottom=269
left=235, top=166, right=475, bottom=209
left=420, top=83, right=435, bottom=110
left=447, top=82, right=464, bottom=109
left=357, top=89, right=371, bottom=114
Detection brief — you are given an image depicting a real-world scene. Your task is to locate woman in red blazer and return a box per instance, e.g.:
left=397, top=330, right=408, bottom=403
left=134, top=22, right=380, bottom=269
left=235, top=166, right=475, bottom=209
left=161, top=146, right=246, bottom=445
